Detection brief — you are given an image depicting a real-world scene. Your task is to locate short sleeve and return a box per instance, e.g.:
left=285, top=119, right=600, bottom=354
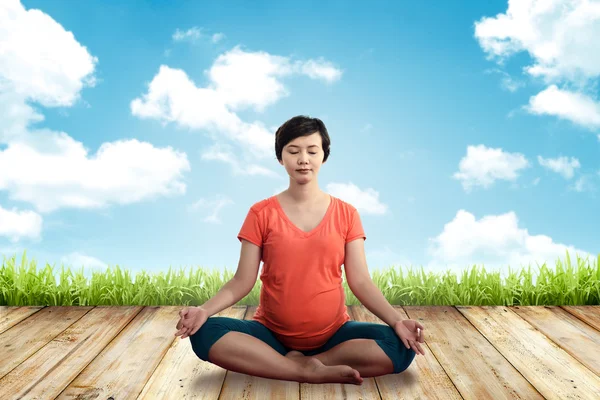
left=346, top=208, right=366, bottom=243
left=237, top=208, right=263, bottom=247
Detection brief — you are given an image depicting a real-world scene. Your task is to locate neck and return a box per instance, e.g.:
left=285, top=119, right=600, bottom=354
left=284, top=179, right=324, bottom=204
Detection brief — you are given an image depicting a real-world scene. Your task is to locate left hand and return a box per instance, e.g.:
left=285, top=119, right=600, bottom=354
left=393, top=319, right=426, bottom=356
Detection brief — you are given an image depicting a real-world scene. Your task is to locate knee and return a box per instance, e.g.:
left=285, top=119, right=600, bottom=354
left=380, top=326, right=417, bottom=374
left=190, top=316, right=225, bottom=339
left=188, top=317, right=232, bottom=362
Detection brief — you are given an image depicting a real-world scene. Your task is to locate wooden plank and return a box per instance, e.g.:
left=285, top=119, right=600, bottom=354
left=457, top=305, right=600, bottom=399
left=137, top=305, right=247, bottom=400
left=218, top=305, right=300, bottom=400
left=0, top=306, right=93, bottom=379
left=300, top=306, right=381, bottom=400
left=352, top=305, right=460, bottom=400
left=55, top=306, right=182, bottom=399
left=0, top=306, right=44, bottom=334
left=405, top=305, right=544, bottom=399
left=0, top=306, right=142, bottom=399
left=561, top=305, right=600, bottom=330
left=512, top=306, right=600, bottom=376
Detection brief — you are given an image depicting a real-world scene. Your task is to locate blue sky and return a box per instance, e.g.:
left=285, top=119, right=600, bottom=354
left=1, top=0, right=599, bottom=282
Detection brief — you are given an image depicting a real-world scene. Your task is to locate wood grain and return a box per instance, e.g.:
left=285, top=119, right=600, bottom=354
left=457, top=305, right=600, bottom=399
left=0, top=306, right=142, bottom=399
left=0, top=306, right=43, bottom=334
left=0, top=306, right=94, bottom=379
left=512, top=305, right=600, bottom=376
left=1, top=304, right=599, bottom=399
left=561, top=305, right=600, bottom=331
left=405, top=305, right=544, bottom=399
left=351, top=305, right=461, bottom=400
left=137, top=305, right=247, bottom=400
left=55, top=306, right=181, bottom=399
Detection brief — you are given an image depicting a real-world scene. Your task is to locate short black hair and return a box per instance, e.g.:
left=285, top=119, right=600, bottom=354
left=275, top=115, right=331, bottom=162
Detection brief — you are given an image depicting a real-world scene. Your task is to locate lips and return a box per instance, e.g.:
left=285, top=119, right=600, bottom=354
left=296, top=169, right=311, bottom=172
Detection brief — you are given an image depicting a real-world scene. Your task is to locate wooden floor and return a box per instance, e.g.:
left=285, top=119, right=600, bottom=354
left=1, top=304, right=599, bottom=400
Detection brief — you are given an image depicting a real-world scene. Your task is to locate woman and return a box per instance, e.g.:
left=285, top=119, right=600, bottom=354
left=174, top=115, right=425, bottom=385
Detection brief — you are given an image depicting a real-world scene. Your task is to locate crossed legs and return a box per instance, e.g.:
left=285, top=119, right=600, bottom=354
left=191, top=318, right=409, bottom=385
left=285, top=338, right=395, bottom=378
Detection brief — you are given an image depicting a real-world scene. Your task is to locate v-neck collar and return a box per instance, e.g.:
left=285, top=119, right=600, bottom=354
left=272, top=194, right=334, bottom=238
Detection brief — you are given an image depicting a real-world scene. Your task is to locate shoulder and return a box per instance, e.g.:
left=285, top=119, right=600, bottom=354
left=248, top=196, right=276, bottom=215
left=331, top=195, right=358, bottom=213
left=330, top=195, right=359, bottom=222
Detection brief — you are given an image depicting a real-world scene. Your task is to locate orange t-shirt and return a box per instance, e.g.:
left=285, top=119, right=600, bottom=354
left=237, top=194, right=366, bottom=350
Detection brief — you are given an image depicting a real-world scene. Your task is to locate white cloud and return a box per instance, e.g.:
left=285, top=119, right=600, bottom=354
left=188, top=194, right=234, bottom=224
left=172, top=27, right=225, bottom=45
left=526, top=85, right=600, bottom=129
left=212, top=33, right=225, bottom=43
left=131, top=65, right=275, bottom=159
left=206, top=47, right=342, bottom=112
left=0, top=1, right=191, bottom=214
left=130, top=46, right=343, bottom=164
left=569, top=175, right=595, bottom=192
left=537, top=155, right=580, bottom=179
left=172, top=27, right=202, bottom=42
left=453, top=145, right=530, bottom=191
left=0, top=134, right=190, bottom=213
left=474, top=0, right=600, bottom=85
left=485, top=68, right=525, bottom=92
left=326, top=182, right=388, bottom=215
left=475, top=1, right=600, bottom=133
left=298, top=58, right=343, bottom=83
left=200, top=143, right=279, bottom=177
left=427, top=209, right=592, bottom=281
left=60, top=252, right=107, bottom=271
left=0, top=204, right=42, bottom=242
left=0, top=0, right=97, bottom=107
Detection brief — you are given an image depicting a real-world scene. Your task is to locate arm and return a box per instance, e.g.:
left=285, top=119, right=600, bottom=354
left=344, top=238, right=404, bottom=327
left=199, top=239, right=261, bottom=317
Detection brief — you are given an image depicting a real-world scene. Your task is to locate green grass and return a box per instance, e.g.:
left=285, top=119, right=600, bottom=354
left=1, top=250, right=598, bottom=307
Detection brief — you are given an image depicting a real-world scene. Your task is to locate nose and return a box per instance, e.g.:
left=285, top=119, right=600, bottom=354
left=298, top=153, right=309, bottom=164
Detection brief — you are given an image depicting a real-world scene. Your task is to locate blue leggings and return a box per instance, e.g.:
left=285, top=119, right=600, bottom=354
left=190, top=317, right=416, bottom=374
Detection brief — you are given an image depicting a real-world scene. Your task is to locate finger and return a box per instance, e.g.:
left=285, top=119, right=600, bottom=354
left=185, top=326, right=193, bottom=337
left=174, top=327, right=185, bottom=337
left=411, top=340, right=423, bottom=355
left=401, top=337, right=409, bottom=349
left=415, top=341, right=425, bottom=355
left=409, top=340, right=418, bottom=354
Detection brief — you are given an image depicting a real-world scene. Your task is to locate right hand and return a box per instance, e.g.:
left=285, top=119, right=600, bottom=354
left=174, top=306, right=209, bottom=339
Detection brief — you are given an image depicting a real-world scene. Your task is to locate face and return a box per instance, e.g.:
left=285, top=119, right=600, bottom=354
left=279, top=131, right=326, bottom=183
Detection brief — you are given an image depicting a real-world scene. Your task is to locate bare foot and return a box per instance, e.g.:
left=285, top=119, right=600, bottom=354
left=303, top=356, right=363, bottom=385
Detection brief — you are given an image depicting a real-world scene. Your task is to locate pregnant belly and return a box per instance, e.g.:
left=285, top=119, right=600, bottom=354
left=264, top=285, right=345, bottom=336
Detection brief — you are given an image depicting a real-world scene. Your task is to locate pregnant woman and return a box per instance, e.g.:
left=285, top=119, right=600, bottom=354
left=174, top=115, right=425, bottom=385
